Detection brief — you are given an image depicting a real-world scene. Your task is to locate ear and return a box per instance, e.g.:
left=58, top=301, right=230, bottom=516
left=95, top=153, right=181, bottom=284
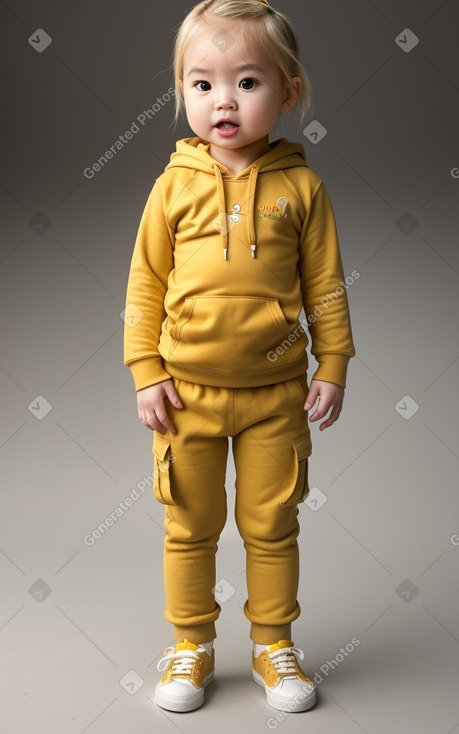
left=177, top=79, right=183, bottom=93
left=281, top=76, right=302, bottom=112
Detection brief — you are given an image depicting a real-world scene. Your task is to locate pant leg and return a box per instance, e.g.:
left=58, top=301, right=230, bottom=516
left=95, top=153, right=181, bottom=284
left=151, top=378, right=231, bottom=644
left=232, top=375, right=312, bottom=644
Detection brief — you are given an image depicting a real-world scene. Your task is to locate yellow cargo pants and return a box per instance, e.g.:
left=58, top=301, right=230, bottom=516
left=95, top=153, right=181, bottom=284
left=151, top=373, right=312, bottom=646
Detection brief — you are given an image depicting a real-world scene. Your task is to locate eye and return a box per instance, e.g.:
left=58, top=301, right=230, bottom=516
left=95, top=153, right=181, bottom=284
left=240, top=78, right=257, bottom=90
left=194, top=81, right=211, bottom=91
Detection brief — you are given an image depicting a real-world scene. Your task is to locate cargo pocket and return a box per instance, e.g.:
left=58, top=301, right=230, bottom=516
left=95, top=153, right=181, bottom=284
left=280, top=432, right=312, bottom=506
left=152, top=432, right=181, bottom=506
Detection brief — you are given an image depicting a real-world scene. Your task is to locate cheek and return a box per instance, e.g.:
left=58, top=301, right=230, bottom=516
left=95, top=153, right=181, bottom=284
left=249, top=98, right=278, bottom=122
left=184, top=99, right=202, bottom=121
left=253, top=88, right=279, bottom=110
left=183, top=90, right=201, bottom=110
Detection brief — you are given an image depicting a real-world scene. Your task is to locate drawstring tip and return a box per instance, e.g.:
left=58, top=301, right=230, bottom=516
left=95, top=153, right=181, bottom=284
left=223, top=248, right=228, bottom=260
left=251, top=245, right=257, bottom=258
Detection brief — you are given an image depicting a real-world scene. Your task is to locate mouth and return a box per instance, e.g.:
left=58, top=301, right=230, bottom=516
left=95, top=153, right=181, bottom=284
left=215, top=120, right=239, bottom=129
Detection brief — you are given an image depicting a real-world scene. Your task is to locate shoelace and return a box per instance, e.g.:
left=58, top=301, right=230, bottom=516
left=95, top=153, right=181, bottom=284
left=157, top=646, right=202, bottom=675
left=269, top=645, right=304, bottom=677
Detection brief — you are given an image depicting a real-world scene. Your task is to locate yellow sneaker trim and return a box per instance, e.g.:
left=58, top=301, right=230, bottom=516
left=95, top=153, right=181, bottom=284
left=268, top=639, right=294, bottom=652
left=176, top=639, right=199, bottom=651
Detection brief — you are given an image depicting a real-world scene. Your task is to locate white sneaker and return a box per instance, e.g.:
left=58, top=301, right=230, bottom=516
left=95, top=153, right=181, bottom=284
left=154, top=639, right=215, bottom=712
left=252, top=639, right=317, bottom=711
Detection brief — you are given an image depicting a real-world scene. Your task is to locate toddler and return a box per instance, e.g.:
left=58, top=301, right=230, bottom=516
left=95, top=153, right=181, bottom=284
left=124, top=0, right=355, bottom=714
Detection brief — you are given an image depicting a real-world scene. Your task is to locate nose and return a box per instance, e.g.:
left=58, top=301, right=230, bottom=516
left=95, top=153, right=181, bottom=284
left=214, top=87, right=237, bottom=110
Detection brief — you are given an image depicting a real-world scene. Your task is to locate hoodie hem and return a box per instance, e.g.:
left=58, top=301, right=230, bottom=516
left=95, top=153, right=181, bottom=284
left=162, top=353, right=309, bottom=389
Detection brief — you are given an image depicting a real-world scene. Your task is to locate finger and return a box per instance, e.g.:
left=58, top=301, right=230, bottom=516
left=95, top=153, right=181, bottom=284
left=155, top=407, right=177, bottom=434
left=309, top=400, right=333, bottom=422
left=304, top=386, right=319, bottom=410
left=139, top=408, right=168, bottom=434
left=319, top=404, right=342, bottom=430
left=138, top=410, right=154, bottom=432
left=163, top=381, right=184, bottom=409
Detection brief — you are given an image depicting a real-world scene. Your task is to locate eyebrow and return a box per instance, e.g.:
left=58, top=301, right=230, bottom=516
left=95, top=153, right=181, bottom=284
left=186, top=63, right=266, bottom=77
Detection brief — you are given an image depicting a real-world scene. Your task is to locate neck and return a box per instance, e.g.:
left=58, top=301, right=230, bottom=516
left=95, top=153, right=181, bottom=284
left=209, top=136, right=271, bottom=174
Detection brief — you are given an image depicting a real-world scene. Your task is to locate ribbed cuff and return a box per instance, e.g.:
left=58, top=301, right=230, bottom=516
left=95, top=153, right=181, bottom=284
left=126, top=356, right=171, bottom=391
left=312, top=353, right=351, bottom=387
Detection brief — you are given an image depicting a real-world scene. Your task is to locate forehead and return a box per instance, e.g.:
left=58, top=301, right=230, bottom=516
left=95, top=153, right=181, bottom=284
left=183, top=17, right=273, bottom=74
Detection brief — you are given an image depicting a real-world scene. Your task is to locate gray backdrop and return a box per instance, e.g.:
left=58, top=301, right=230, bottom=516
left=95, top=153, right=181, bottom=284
left=1, top=1, right=458, bottom=732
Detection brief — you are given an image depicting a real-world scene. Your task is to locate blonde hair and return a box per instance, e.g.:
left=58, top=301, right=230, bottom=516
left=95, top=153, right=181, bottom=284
left=171, top=0, right=314, bottom=127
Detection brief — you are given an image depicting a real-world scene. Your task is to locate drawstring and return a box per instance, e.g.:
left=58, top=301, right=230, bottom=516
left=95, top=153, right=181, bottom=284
left=247, top=165, right=258, bottom=258
left=212, top=164, right=259, bottom=260
left=213, top=164, right=228, bottom=259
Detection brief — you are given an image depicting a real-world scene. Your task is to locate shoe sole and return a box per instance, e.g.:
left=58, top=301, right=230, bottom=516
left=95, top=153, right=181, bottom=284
left=154, top=669, right=215, bottom=713
left=252, top=669, right=317, bottom=712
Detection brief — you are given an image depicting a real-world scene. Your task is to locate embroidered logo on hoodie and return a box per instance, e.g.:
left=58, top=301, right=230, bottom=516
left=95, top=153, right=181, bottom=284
left=257, top=197, right=288, bottom=222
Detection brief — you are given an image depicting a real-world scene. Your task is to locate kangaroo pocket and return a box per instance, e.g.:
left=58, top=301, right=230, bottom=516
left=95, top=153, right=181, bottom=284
left=161, top=295, right=303, bottom=373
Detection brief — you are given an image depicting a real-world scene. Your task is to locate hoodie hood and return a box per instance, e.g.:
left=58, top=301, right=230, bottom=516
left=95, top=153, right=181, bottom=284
left=164, top=136, right=309, bottom=260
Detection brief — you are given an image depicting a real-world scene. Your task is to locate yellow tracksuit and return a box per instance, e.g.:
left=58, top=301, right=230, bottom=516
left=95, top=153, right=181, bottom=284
left=124, top=136, right=355, bottom=644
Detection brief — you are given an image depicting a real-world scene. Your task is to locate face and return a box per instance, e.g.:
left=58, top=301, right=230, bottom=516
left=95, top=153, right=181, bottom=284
left=178, top=18, right=300, bottom=162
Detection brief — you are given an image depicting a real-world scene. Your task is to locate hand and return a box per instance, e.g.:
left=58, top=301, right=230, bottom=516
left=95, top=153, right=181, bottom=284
left=303, top=379, right=345, bottom=431
left=137, top=379, right=183, bottom=433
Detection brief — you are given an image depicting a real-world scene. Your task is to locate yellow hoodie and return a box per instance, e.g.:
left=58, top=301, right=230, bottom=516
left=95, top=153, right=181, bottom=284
left=124, top=136, right=355, bottom=390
